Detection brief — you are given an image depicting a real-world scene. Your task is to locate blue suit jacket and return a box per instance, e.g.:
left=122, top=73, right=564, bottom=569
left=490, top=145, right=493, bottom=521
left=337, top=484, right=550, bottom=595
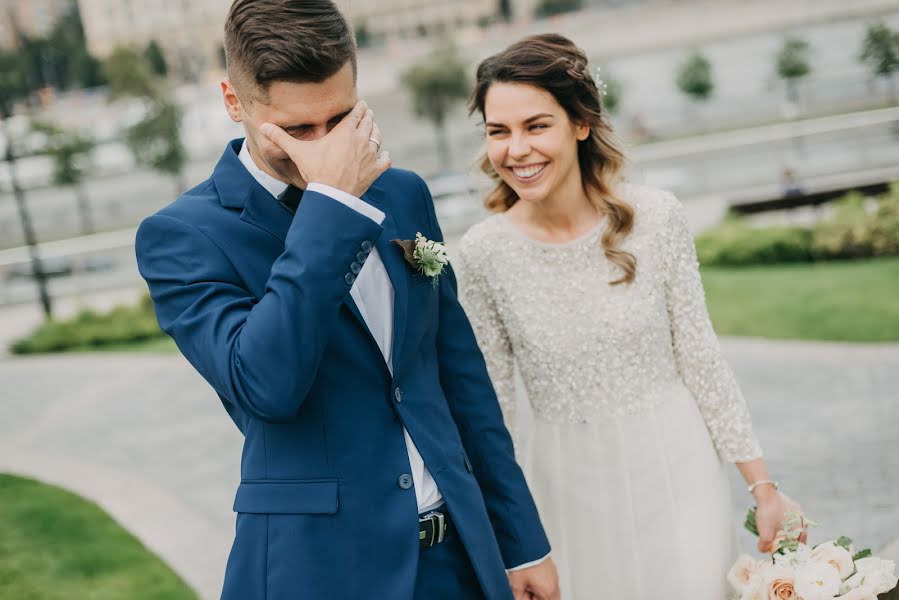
left=135, top=140, right=550, bottom=600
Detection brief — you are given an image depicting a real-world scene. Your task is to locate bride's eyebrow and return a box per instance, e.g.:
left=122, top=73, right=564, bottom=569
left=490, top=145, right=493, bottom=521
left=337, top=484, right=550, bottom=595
left=485, top=113, right=555, bottom=127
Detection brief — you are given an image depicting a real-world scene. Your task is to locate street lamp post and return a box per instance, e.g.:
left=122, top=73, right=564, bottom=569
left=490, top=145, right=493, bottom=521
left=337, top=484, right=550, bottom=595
left=1, top=104, right=54, bottom=319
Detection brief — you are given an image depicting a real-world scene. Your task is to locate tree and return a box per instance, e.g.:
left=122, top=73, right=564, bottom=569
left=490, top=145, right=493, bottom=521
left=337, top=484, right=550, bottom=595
left=103, top=46, right=187, bottom=192
left=13, top=8, right=104, bottom=95
left=125, top=101, right=187, bottom=193
left=859, top=22, right=899, bottom=104
left=498, top=0, right=513, bottom=22
left=676, top=51, right=714, bottom=129
left=535, top=0, right=582, bottom=18
left=31, top=121, right=97, bottom=234
left=354, top=22, right=371, bottom=49
left=401, top=44, right=469, bottom=170
left=144, top=40, right=168, bottom=77
left=676, top=51, right=714, bottom=102
left=0, top=52, right=28, bottom=107
left=776, top=36, right=812, bottom=109
left=103, top=47, right=158, bottom=101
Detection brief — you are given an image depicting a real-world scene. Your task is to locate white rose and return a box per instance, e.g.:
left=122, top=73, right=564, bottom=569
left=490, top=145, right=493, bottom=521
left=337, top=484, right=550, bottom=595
left=729, top=555, right=764, bottom=592
left=839, top=585, right=878, bottom=600
left=852, top=557, right=898, bottom=594
left=738, top=576, right=765, bottom=600
left=794, top=561, right=840, bottom=600
left=810, top=541, right=855, bottom=580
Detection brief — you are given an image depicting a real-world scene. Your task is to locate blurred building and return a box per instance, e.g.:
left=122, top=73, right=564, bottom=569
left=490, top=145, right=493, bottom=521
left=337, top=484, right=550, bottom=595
left=75, top=0, right=229, bottom=80
left=336, top=0, right=502, bottom=39
left=71, top=0, right=657, bottom=81
left=0, top=0, right=76, bottom=49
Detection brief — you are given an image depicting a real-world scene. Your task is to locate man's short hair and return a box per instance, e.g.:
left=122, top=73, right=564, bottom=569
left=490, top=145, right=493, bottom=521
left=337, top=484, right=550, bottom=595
left=224, top=0, right=357, bottom=102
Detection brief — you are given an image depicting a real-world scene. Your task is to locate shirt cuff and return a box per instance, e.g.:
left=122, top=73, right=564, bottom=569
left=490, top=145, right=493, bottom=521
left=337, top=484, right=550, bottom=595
left=306, top=182, right=385, bottom=225
left=506, top=552, right=551, bottom=572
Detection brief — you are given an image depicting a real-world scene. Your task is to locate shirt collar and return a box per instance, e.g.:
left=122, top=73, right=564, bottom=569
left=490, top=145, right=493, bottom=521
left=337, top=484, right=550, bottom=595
left=238, top=139, right=289, bottom=199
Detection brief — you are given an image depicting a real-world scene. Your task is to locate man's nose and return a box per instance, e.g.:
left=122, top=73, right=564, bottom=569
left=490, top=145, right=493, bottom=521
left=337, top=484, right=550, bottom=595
left=308, top=125, right=330, bottom=141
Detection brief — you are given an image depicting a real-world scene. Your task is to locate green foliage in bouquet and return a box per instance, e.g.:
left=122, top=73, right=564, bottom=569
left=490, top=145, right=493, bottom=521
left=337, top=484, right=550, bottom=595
left=743, top=508, right=871, bottom=558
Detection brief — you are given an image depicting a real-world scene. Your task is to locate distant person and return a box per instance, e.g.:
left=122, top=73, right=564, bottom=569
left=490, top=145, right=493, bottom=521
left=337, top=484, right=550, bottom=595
left=457, top=33, right=805, bottom=599
left=782, top=167, right=805, bottom=198
left=134, top=1, right=558, bottom=598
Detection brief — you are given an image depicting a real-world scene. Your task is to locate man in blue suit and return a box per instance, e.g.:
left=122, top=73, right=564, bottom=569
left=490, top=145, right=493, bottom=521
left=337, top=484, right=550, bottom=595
left=135, top=1, right=558, bottom=599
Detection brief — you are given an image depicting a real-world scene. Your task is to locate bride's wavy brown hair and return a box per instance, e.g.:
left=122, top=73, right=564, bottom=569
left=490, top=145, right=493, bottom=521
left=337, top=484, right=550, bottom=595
left=469, top=34, right=636, bottom=285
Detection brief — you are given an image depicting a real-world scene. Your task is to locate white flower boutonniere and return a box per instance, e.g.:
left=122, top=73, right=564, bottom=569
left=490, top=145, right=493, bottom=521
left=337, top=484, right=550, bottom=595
left=392, top=232, right=448, bottom=286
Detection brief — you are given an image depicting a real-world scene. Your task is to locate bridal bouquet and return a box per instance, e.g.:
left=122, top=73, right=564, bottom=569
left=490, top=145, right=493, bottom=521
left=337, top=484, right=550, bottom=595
left=728, top=509, right=898, bottom=600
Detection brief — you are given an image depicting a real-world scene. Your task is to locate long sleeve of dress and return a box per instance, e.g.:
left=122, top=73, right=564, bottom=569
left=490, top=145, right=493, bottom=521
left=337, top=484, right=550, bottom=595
left=455, top=242, right=520, bottom=447
left=663, top=196, right=764, bottom=463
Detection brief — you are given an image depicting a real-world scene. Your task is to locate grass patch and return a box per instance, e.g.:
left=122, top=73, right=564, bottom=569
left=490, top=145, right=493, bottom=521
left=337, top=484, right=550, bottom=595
left=0, top=474, right=197, bottom=600
left=77, top=335, right=179, bottom=354
left=702, top=256, right=899, bottom=342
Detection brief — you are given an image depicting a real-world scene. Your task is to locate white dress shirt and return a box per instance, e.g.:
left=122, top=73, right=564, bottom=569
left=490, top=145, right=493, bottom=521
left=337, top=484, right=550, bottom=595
left=238, top=142, right=443, bottom=513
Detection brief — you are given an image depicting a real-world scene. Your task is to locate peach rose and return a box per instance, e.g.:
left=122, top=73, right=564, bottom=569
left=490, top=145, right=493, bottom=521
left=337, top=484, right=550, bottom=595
left=810, top=541, right=854, bottom=580
left=761, top=565, right=798, bottom=600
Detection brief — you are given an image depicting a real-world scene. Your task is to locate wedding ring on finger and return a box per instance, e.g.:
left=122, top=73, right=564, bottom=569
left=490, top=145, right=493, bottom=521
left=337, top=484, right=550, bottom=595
left=369, top=137, right=381, bottom=153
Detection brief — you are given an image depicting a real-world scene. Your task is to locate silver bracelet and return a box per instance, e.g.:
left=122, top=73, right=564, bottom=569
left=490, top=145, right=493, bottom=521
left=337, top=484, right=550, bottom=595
left=748, top=479, right=779, bottom=494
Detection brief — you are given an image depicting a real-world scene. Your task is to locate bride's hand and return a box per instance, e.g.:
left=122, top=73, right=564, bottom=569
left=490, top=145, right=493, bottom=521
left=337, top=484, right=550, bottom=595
left=754, top=488, right=807, bottom=553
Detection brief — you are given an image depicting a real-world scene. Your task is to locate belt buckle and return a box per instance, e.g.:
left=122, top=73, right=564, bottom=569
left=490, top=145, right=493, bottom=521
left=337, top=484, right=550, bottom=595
left=420, top=511, right=446, bottom=547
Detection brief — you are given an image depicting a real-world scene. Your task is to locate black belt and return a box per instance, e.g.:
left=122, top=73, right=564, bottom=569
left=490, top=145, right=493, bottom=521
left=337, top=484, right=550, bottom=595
left=419, top=509, right=455, bottom=549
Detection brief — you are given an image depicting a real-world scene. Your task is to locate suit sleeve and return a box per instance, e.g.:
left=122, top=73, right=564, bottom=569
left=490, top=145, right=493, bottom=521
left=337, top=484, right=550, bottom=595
left=415, top=177, right=551, bottom=569
left=135, top=189, right=383, bottom=423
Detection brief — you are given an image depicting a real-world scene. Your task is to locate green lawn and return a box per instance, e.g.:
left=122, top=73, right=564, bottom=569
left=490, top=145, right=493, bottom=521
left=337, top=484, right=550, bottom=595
left=0, top=474, right=197, bottom=600
left=81, top=335, right=179, bottom=354
left=702, top=256, right=899, bottom=342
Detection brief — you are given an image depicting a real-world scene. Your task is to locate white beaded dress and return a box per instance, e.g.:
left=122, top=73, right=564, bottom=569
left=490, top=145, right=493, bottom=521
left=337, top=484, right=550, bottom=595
left=456, top=184, right=763, bottom=600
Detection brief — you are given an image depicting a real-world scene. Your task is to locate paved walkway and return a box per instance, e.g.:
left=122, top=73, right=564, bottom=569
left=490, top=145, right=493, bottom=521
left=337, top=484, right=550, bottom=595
left=0, top=339, right=896, bottom=599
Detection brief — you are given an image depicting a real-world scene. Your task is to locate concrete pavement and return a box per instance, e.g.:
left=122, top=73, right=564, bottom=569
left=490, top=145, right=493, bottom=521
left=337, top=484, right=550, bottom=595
left=0, top=339, right=896, bottom=598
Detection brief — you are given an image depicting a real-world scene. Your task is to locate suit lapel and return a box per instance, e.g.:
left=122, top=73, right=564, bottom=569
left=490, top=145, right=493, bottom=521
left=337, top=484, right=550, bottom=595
left=363, top=186, right=410, bottom=375
left=240, top=185, right=292, bottom=242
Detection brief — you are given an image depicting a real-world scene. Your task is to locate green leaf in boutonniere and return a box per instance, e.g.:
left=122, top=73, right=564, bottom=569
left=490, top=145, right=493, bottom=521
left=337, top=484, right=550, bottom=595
left=392, top=232, right=448, bottom=286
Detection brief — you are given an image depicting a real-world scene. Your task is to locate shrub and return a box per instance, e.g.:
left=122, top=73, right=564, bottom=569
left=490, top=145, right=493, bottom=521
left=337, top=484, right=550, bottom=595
left=10, top=294, right=166, bottom=354
left=696, top=223, right=813, bottom=266
left=696, top=184, right=899, bottom=266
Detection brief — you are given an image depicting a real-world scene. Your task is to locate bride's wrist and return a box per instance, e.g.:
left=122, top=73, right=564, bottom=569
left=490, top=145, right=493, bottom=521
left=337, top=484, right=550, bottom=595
left=749, top=480, right=779, bottom=502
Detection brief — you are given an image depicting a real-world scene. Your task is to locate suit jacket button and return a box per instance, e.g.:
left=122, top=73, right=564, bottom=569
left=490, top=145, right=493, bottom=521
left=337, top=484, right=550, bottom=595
left=350, top=261, right=362, bottom=274
left=398, top=474, right=413, bottom=490
left=345, top=273, right=356, bottom=285
left=361, top=241, right=374, bottom=253
left=356, top=252, right=367, bottom=263
left=394, top=387, right=403, bottom=403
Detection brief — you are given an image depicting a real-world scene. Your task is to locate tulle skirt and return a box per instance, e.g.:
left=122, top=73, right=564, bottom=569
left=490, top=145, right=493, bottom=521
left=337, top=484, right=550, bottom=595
left=520, top=383, right=737, bottom=600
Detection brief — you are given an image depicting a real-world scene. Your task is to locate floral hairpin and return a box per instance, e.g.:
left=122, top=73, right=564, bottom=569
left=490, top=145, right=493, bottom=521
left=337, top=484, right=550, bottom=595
left=595, top=66, right=608, bottom=97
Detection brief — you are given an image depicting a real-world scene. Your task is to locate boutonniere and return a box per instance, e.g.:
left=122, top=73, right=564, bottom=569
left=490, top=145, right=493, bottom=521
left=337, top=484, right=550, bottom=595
left=392, top=232, right=448, bottom=286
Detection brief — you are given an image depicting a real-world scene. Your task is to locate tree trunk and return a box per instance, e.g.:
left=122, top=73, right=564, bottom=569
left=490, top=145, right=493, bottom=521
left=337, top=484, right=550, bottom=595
left=173, top=171, right=187, bottom=196
left=74, top=182, right=95, bottom=235
left=786, top=79, right=800, bottom=114
left=434, top=118, right=452, bottom=172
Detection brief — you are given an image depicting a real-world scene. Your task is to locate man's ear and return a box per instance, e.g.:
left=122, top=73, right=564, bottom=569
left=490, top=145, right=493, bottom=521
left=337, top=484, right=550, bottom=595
left=221, top=77, right=243, bottom=123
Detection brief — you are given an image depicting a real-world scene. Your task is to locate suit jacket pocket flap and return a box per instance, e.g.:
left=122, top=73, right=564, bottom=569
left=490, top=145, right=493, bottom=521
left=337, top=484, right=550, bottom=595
left=233, top=480, right=338, bottom=514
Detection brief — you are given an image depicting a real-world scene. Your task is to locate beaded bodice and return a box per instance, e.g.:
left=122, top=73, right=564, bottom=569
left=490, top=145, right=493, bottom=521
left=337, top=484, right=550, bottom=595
left=456, top=184, right=762, bottom=463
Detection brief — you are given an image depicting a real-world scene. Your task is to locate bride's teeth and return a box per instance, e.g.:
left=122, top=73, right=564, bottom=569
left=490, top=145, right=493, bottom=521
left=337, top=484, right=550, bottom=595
left=512, top=164, right=546, bottom=178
